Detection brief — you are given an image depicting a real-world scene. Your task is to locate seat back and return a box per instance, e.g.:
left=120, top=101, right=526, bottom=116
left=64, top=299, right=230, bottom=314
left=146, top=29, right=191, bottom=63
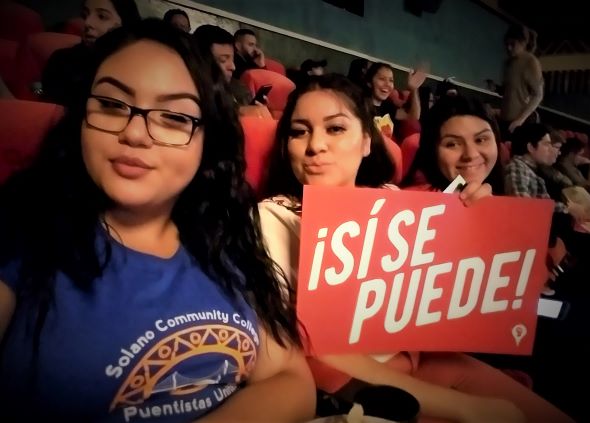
left=389, top=88, right=410, bottom=108
left=61, top=17, right=85, bottom=36
left=0, top=39, right=18, bottom=83
left=241, top=116, right=277, bottom=196
left=396, top=118, right=421, bottom=141
left=0, top=2, right=43, bottom=42
left=499, top=141, right=512, bottom=166
left=240, top=69, right=295, bottom=119
left=400, top=133, right=420, bottom=180
left=382, top=135, right=403, bottom=184
left=0, top=99, right=64, bottom=184
left=8, top=32, right=81, bottom=100
left=265, top=57, right=286, bottom=76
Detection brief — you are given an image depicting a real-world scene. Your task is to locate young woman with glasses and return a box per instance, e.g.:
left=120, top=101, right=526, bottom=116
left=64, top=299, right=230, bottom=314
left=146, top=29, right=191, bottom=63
left=0, top=19, right=315, bottom=422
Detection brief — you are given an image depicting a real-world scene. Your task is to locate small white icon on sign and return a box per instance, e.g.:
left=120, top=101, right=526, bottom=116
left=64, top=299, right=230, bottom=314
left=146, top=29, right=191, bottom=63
left=512, top=324, right=527, bottom=346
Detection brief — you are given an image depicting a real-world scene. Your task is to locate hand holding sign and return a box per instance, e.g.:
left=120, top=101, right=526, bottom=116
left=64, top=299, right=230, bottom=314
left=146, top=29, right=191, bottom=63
left=297, top=186, right=553, bottom=355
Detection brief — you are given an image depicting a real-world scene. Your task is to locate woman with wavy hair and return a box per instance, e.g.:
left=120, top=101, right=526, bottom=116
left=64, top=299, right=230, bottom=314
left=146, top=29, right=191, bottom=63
left=0, top=19, right=314, bottom=422
left=260, top=74, right=573, bottom=423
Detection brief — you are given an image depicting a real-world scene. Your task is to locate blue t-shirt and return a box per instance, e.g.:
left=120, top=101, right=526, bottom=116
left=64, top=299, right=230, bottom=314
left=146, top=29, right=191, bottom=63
left=0, top=233, right=260, bottom=422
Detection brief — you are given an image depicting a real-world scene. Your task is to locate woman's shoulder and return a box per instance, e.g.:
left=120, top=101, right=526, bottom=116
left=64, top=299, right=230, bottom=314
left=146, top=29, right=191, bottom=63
left=259, top=195, right=302, bottom=214
left=258, top=196, right=302, bottom=237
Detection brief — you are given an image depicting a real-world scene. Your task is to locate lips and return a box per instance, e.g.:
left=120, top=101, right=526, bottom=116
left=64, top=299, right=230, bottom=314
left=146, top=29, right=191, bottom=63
left=303, top=161, right=333, bottom=174
left=110, top=156, right=153, bottom=179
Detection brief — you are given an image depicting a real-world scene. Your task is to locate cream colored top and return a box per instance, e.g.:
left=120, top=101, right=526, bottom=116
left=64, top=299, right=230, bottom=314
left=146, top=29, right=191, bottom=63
left=259, top=188, right=401, bottom=365
left=259, top=196, right=302, bottom=291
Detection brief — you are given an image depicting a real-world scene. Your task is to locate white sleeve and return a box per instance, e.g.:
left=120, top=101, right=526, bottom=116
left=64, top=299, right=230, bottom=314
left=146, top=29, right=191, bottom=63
left=258, top=202, right=300, bottom=291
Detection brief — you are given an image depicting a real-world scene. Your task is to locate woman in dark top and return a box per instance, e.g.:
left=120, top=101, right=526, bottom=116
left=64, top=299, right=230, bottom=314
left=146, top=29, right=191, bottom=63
left=42, top=0, right=140, bottom=106
left=365, top=62, right=425, bottom=141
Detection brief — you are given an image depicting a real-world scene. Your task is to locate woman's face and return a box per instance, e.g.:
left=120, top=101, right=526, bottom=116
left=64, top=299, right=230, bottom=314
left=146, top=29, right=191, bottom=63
left=436, top=115, right=498, bottom=185
left=287, top=89, right=371, bottom=188
left=81, top=40, right=204, bottom=213
left=505, top=38, right=527, bottom=57
left=370, top=67, right=394, bottom=102
left=82, top=0, right=123, bottom=46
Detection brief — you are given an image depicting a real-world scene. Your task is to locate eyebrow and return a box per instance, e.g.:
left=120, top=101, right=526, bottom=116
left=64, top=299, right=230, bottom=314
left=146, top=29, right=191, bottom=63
left=156, top=93, right=200, bottom=103
left=291, top=113, right=350, bottom=124
left=94, top=76, right=134, bottom=95
left=94, top=76, right=199, bottom=104
left=96, top=8, right=113, bottom=15
left=441, top=128, right=492, bottom=139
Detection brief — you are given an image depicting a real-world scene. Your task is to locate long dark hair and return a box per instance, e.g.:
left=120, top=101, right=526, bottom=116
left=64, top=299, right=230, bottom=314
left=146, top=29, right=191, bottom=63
left=264, top=73, right=395, bottom=198
left=0, top=19, right=300, bottom=355
left=347, top=58, right=369, bottom=87
left=103, top=0, right=141, bottom=27
left=402, top=95, right=504, bottom=193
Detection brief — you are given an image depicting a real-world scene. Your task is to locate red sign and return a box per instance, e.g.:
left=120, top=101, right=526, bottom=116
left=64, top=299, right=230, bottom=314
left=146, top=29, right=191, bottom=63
left=297, top=186, right=554, bottom=356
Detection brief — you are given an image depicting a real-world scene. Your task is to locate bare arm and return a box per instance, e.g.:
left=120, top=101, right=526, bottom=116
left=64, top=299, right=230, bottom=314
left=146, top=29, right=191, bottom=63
left=404, top=86, right=421, bottom=121
left=0, top=281, right=16, bottom=342
left=197, top=329, right=316, bottom=423
left=319, top=354, right=524, bottom=423
left=397, top=69, right=427, bottom=121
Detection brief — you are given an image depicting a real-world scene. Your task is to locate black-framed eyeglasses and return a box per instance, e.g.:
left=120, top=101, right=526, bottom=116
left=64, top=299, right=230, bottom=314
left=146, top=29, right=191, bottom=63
left=85, top=95, right=203, bottom=147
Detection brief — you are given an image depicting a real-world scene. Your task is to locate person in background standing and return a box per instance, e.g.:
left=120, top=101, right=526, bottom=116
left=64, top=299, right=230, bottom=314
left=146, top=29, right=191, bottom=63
left=499, top=24, right=544, bottom=140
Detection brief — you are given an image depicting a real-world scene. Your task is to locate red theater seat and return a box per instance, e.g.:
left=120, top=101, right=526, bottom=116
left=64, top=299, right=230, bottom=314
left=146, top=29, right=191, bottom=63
left=0, top=99, right=64, bottom=184
left=400, top=133, right=420, bottom=180
left=8, top=32, right=81, bottom=100
left=383, top=135, right=403, bottom=185
left=264, top=57, right=286, bottom=76
left=0, top=2, right=43, bottom=42
left=0, top=39, right=18, bottom=83
left=240, top=116, right=277, bottom=196
left=240, top=69, right=295, bottom=120
left=61, top=17, right=85, bottom=37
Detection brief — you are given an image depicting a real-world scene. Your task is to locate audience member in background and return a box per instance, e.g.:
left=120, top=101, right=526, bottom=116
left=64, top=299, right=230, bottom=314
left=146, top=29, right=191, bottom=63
left=537, top=130, right=573, bottom=201
left=291, top=59, right=328, bottom=87
left=402, top=95, right=504, bottom=193
left=193, top=25, right=270, bottom=117
left=260, top=74, right=573, bottom=423
left=42, top=0, right=140, bottom=107
left=194, top=25, right=246, bottom=102
left=499, top=25, right=543, bottom=139
left=365, top=62, right=425, bottom=140
left=233, top=28, right=266, bottom=79
left=163, top=8, right=191, bottom=32
left=0, top=19, right=315, bottom=421
left=435, top=77, right=459, bottom=100
left=505, top=124, right=571, bottom=213
left=347, top=57, right=371, bottom=88
left=505, top=124, right=590, bottom=248
left=556, top=137, right=590, bottom=189
left=507, top=124, right=590, bottom=262
left=301, top=59, right=327, bottom=77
